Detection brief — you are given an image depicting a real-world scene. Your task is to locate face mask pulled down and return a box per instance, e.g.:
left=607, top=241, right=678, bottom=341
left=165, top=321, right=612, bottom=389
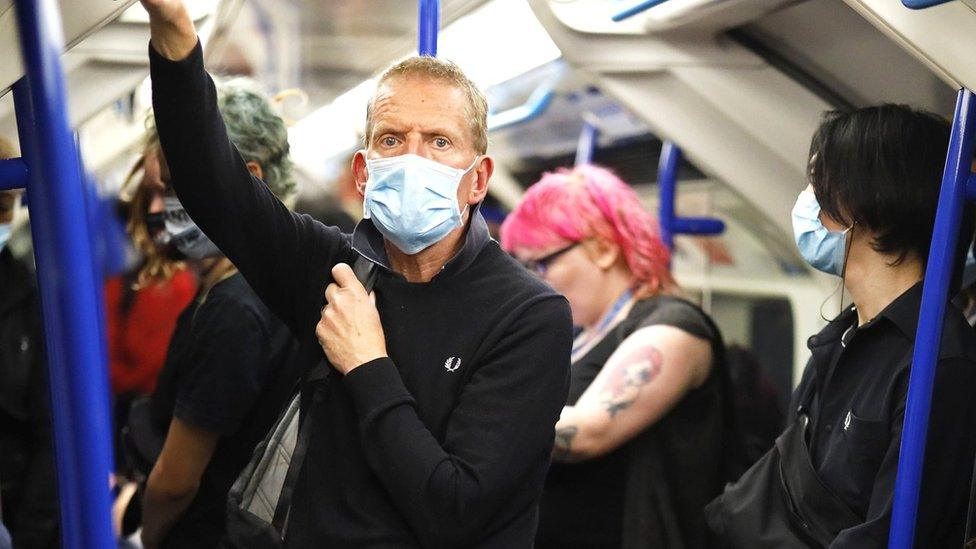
left=363, top=153, right=478, bottom=255
left=164, top=196, right=222, bottom=260
left=792, top=190, right=852, bottom=276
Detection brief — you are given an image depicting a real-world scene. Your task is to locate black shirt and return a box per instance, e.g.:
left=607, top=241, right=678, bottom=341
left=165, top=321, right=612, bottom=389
left=793, top=281, right=976, bottom=547
left=150, top=272, right=302, bottom=548
left=150, top=41, right=573, bottom=548
left=537, top=296, right=730, bottom=549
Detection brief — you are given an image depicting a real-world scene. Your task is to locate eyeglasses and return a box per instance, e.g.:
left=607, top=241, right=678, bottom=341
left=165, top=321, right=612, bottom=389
left=522, top=243, right=578, bottom=276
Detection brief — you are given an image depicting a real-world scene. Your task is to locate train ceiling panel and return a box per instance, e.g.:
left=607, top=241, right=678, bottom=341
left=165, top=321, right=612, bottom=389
left=0, top=0, right=139, bottom=94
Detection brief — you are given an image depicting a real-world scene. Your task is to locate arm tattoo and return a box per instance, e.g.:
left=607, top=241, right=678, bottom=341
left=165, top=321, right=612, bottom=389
left=553, top=426, right=579, bottom=462
left=598, top=344, right=662, bottom=417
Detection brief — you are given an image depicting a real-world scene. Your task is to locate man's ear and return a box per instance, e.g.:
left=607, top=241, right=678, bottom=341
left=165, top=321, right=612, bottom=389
left=245, top=161, right=264, bottom=181
left=352, top=150, right=369, bottom=197
left=465, top=155, right=494, bottom=206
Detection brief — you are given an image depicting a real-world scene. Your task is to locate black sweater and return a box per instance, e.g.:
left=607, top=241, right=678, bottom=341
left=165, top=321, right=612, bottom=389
left=150, top=42, right=572, bottom=548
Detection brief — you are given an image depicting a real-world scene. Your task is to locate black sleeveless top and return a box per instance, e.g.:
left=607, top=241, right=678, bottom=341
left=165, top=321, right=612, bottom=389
left=536, top=296, right=732, bottom=549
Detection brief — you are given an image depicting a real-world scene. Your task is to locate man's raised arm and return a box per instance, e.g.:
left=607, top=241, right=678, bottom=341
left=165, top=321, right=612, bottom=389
left=140, top=0, right=348, bottom=332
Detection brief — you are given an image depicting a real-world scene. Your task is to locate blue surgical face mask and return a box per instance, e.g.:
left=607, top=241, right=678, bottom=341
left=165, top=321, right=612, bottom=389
left=363, top=153, right=479, bottom=255
left=164, top=196, right=222, bottom=260
left=0, top=223, right=11, bottom=254
left=792, top=190, right=852, bottom=276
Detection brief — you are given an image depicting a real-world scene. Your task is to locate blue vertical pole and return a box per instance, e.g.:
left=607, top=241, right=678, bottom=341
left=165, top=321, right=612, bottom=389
left=12, top=0, right=114, bottom=547
left=418, top=0, right=440, bottom=56
left=889, top=88, right=976, bottom=548
left=575, top=121, right=599, bottom=166
left=658, top=141, right=680, bottom=250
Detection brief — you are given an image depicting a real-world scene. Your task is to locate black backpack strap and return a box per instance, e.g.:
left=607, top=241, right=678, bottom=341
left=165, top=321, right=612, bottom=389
left=270, top=254, right=379, bottom=534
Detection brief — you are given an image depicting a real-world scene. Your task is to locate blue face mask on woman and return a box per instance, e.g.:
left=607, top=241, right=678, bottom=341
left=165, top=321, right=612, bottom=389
left=363, top=153, right=479, bottom=255
left=791, top=190, right=853, bottom=276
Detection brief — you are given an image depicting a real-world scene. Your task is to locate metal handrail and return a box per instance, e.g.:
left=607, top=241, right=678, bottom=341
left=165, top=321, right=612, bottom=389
left=612, top=0, right=672, bottom=22
left=487, top=84, right=555, bottom=131
left=418, top=0, right=440, bottom=56
left=10, top=1, right=115, bottom=547
left=0, top=158, right=29, bottom=190
left=657, top=141, right=724, bottom=250
left=901, top=0, right=953, bottom=9
left=575, top=119, right=599, bottom=165
left=888, top=88, right=976, bottom=549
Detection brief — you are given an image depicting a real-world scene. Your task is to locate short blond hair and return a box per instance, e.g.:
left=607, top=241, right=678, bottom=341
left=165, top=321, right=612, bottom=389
left=365, top=56, right=489, bottom=154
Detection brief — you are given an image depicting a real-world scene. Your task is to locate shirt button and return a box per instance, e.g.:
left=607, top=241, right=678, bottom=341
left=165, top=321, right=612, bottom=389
left=825, top=424, right=833, bottom=432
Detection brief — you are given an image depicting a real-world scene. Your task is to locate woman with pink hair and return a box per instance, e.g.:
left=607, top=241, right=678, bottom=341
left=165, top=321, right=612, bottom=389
left=501, top=164, right=735, bottom=549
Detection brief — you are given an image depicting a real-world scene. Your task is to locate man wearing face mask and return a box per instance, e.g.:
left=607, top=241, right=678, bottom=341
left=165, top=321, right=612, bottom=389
left=140, top=81, right=304, bottom=549
left=705, top=105, right=976, bottom=547
left=141, top=1, right=572, bottom=547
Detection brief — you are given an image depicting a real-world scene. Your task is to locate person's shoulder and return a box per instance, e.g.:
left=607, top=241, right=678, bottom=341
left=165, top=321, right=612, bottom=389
left=937, top=306, right=976, bottom=362
left=477, top=242, right=562, bottom=299
left=635, top=295, right=717, bottom=340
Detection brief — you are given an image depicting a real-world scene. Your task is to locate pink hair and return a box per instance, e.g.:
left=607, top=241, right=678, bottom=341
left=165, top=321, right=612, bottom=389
left=500, top=164, right=674, bottom=295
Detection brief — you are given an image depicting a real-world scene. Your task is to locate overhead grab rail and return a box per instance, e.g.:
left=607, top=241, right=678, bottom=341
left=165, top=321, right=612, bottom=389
left=5, top=1, right=116, bottom=547
left=657, top=141, right=725, bottom=250
left=888, top=88, right=976, bottom=549
left=612, top=0, right=672, bottom=22
left=418, top=0, right=439, bottom=56
left=487, top=84, right=556, bottom=131
left=901, top=0, right=953, bottom=9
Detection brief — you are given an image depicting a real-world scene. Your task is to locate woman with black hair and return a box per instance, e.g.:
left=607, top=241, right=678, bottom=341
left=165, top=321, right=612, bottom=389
left=706, top=104, right=976, bottom=548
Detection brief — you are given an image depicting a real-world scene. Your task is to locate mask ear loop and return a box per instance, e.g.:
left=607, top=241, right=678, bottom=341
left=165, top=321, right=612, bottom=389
left=817, top=222, right=856, bottom=322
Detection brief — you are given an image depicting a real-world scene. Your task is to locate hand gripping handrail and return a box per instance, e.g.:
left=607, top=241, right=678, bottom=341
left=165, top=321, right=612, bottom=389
left=657, top=141, right=725, bottom=250
left=419, top=0, right=440, bottom=56
left=9, top=1, right=115, bottom=547
left=888, top=88, right=976, bottom=549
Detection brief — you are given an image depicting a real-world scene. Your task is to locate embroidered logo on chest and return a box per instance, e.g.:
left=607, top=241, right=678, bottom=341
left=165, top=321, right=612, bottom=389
left=444, top=357, right=462, bottom=373
left=844, top=410, right=852, bottom=431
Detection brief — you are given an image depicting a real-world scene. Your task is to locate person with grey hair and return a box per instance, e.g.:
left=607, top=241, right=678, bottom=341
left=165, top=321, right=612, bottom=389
left=137, top=78, right=304, bottom=548
left=140, top=0, right=573, bottom=547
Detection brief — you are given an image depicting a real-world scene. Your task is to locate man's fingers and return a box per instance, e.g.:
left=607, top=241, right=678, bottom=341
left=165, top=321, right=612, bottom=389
left=331, top=263, right=364, bottom=292
left=324, top=283, right=339, bottom=305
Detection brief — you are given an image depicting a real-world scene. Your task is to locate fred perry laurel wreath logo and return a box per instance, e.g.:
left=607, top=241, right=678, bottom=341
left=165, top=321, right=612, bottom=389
left=444, top=357, right=462, bottom=372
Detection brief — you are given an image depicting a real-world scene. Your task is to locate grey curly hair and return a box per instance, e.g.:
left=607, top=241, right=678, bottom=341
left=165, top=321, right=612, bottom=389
left=141, top=78, right=297, bottom=202
left=217, top=78, right=297, bottom=200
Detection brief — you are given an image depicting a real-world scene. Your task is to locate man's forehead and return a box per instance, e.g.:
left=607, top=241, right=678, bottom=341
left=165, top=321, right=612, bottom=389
left=371, top=78, right=470, bottom=133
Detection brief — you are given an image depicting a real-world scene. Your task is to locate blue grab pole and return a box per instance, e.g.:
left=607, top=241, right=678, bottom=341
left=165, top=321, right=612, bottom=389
left=657, top=141, right=725, bottom=251
left=418, top=0, right=440, bottom=56
left=889, top=88, right=976, bottom=549
left=612, top=0, right=672, bottom=22
left=0, top=158, right=29, bottom=190
left=12, top=0, right=115, bottom=547
left=575, top=121, right=599, bottom=165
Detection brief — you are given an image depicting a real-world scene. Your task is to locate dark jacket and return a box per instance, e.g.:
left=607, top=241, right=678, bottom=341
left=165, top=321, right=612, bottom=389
left=0, top=247, right=59, bottom=548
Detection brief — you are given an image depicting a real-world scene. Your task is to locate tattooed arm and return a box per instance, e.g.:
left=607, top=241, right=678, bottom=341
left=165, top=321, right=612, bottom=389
left=552, top=324, right=712, bottom=463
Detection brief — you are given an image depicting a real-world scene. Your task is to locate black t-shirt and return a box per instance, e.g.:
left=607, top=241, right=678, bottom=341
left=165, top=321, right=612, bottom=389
left=150, top=272, right=302, bottom=548
left=790, top=281, right=976, bottom=546
left=537, top=296, right=729, bottom=549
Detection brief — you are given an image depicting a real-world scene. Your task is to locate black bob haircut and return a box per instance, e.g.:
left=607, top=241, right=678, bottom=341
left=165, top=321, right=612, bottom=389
left=808, top=104, right=974, bottom=273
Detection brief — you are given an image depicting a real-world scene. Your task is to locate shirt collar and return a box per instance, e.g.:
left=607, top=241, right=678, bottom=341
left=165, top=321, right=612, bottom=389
left=350, top=203, right=492, bottom=278
left=873, top=280, right=924, bottom=341
left=806, top=280, right=925, bottom=350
